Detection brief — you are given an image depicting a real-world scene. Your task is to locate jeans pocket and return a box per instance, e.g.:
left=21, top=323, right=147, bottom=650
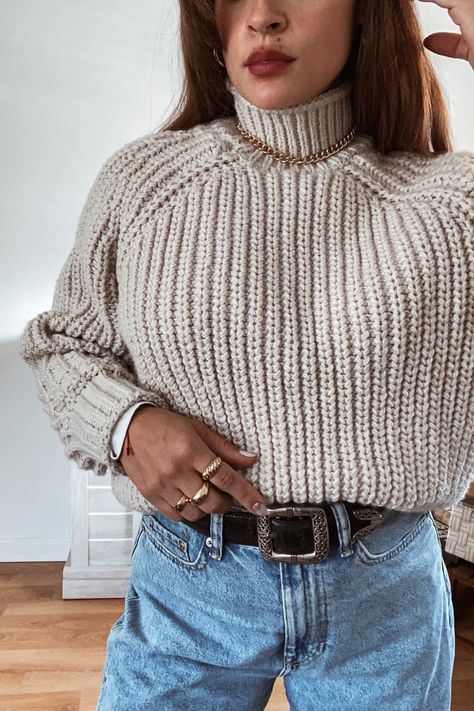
left=353, top=508, right=431, bottom=564
left=129, top=524, right=144, bottom=564
left=440, top=551, right=455, bottom=632
left=141, top=509, right=210, bottom=571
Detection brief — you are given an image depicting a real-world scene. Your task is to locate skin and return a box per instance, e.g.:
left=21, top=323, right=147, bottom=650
left=419, top=0, right=474, bottom=70
left=214, top=0, right=474, bottom=112
left=214, top=0, right=359, bottom=110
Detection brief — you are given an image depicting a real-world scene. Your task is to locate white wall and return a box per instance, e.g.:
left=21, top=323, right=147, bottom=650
left=1, top=0, right=178, bottom=561
left=1, top=1, right=473, bottom=561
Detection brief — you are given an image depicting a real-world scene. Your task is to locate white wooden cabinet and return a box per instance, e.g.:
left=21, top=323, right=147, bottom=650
left=63, top=462, right=142, bottom=599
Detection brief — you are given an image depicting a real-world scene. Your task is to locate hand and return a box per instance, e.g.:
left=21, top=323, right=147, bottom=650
left=119, top=405, right=268, bottom=522
left=418, top=0, right=474, bottom=69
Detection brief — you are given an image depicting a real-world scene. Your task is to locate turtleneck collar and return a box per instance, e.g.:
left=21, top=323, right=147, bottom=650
left=225, top=77, right=355, bottom=158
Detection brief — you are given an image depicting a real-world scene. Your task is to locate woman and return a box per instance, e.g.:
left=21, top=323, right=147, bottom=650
left=20, top=1, right=473, bottom=709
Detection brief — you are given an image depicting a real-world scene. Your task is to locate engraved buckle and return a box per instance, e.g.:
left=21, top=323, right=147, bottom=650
left=350, top=507, right=385, bottom=541
left=256, top=505, right=329, bottom=564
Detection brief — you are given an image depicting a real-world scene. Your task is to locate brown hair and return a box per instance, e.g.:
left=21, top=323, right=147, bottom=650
left=158, top=0, right=453, bottom=155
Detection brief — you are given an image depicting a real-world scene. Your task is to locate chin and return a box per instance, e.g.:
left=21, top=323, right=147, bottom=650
left=243, top=79, right=304, bottom=110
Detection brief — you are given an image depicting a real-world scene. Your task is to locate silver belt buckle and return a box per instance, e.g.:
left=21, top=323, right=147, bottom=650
left=350, top=507, right=385, bottom=541
left=256, top=505, right=329, bottom=564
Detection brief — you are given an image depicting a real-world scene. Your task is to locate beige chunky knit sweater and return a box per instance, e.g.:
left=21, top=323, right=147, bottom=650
left=20, top=77, right=474, bottom=515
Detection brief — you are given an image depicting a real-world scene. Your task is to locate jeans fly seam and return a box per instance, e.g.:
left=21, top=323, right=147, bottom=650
left=278, top=563, right=297, bottom=675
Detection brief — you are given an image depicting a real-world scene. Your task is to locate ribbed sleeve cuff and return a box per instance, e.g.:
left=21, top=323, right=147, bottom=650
left=67, top=370, right=169, bottom=475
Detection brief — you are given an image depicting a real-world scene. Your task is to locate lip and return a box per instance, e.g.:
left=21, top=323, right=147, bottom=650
left=245, top=47, right=296, bottom=65
left=247, top=60, right=294, bottom=78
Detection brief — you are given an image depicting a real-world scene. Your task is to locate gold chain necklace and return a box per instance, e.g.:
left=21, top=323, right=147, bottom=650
left=234, top=118, right=357, bottom=165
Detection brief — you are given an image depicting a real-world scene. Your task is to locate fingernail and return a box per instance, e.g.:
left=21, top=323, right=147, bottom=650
left=252, top=501, right=268, bottom=515
left=239, top=449, right=257, bottom=457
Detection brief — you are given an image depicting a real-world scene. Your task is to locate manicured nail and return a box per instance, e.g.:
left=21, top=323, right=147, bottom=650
left=252, top=501, right=268, bottom=515
left=239, top=449, right=257, bottom=457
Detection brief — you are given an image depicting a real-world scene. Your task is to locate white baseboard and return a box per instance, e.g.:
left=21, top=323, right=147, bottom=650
left=63, top=551, right=130, bottom=598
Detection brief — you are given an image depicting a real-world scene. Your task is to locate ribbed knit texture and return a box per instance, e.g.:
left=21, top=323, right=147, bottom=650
left=20, top=78, right=474, bottom=515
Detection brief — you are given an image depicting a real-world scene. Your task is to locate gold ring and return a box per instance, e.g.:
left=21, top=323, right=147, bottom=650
left=173, top=494, right=191, bottom=512
left=190, top=480, right=210, bottom=505
left=201, top=456, right=222, bottom=481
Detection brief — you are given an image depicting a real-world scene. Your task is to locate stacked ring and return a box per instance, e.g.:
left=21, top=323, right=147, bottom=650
left=172, top=456, right=223, bottom=511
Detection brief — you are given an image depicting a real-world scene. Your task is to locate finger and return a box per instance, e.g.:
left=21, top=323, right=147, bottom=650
left=158, top=494, right=229, bottom=524
left=153, top=496, right=198, bottom=523
left=150, top=496, right=184, bottom=522
left=418, top=0, right=460, bottom=8
left=140, top=461, right=232, bottom=520
left=150, top=487, right=219, bottom=522
left=193, top=452, right=267, bottom=515
left=170, top=477, right=235, bottom=521
left=191, top=417, right=259, bottom=470
left=423, top=30, right=471, bottom=61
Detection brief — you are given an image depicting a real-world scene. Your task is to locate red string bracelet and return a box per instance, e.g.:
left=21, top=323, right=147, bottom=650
left=125, top=429, right=134, bottom=456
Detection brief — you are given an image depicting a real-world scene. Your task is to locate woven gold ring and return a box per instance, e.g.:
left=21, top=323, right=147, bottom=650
left=201, top=456, right=223, bottom=481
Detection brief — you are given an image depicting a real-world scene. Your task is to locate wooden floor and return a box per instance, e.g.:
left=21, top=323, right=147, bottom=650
left=0, top=562, right=472, bottom=711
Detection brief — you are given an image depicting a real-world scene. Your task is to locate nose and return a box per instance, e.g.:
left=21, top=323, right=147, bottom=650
left=247, top=1, right=287, bottom=36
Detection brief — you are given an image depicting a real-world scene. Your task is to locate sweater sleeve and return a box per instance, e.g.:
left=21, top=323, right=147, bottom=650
left=19, top=153, right=169, bottom=478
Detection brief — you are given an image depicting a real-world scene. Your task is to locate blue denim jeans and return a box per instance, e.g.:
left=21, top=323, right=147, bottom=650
left=96, top=503, right=455, bottom=711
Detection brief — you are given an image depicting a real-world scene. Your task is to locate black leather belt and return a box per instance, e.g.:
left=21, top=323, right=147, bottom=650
left=183, top=501, right=385, bottom=564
